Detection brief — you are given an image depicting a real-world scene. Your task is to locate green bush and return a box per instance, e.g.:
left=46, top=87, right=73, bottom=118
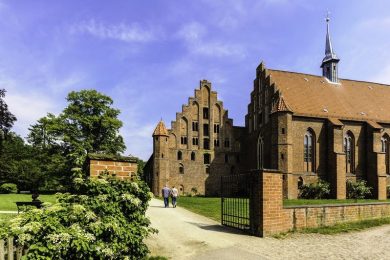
left=346, top=179, right=372, bottom=199
left=299, top=180, right=331, bottom=199
left=0, top=183, right=18, bottom=194
left=0, top=173, right=155, bottom=259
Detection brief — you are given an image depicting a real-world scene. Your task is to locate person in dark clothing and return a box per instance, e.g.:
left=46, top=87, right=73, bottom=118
left=162, top=185, right=171, bottom=208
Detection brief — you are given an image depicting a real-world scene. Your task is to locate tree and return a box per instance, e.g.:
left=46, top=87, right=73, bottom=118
left=0, top=89, right=16, bottom=135
left=28, top=90, right=126, bottom=170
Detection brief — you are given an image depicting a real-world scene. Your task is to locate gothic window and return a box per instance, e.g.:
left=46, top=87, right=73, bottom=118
left=203, top=124, right=209, bottom=136
left=214, top=139, right=220, bottom=147
left=203, top=138, right=210, bottom=150
left=203, top=108, right=209, bottom=119
left=344, top=131, right=355, bottom=173
left=191, top=151, right=196, bottom=161
left=204, top=153, right=210, bottom=164
left=192, top=137, right=199, bottom=146
left=382, top=135, right=390, bottom=174
left=192, top=121, right=199, bottom=131
left=177, top=151, right=182, bottom=160
left=179, top=164, right=184, bottom=174
left=224, top=138, right=230, bottom=148
left=214, top=124, right=220, bottom=133
left=181, top=136, right=187, bottom=145
left=304, top=129, right=315, bottom=172
left=257, top=136, right=263, bottom=169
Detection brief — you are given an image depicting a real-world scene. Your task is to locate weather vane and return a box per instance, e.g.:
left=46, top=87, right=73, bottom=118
left=326, top=11, right=330, bottom=22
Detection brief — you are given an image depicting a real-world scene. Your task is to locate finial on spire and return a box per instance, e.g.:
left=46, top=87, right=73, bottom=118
left=326, top=11, right=330, bottom=23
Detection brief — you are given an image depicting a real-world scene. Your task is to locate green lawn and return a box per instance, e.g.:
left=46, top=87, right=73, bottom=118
left=168, top=197, right=221, bottom=222
left=0, top=213, right=17, bottom=226
left=0, top=194, right=57, bottom=211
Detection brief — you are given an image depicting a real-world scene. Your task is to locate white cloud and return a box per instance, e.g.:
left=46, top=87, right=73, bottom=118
left=70, top=19, right=158, bottom=43
left=177, top=22, right=246, bottom=59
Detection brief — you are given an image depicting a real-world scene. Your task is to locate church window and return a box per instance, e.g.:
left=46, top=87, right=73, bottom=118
left=224, top=138, right=230, bottom=148
left=181, top=136, right=187, bottom=145
left=214, top=124, right=220, bottom=133
left=205, top=165, right=210, bottom=174
left=382, top=135, right=390, bottom=174
left=203, top=138, right=210, bottom=150
left=177, top=151, right=182, bottom=160
left=344, top=131, right=355, bottom=173
left=304, top=129, right=315, bottom=172
left=161, top=153, right=164, bottom=158
left=192, top=137, right=199, bottom=146
left=203, top=108, right=209, bottom=119
left=191, top=151, right=196, bottom=161
left=203, top=124, right=209, bottom=136
left=281, top=128, right=285, bottom=134
left=214, top=139, right=220, bottom=147
left=179, top=164, right=184, bottom=174
left=204, top=153, right=210, bottom=164
left=192, top=121, right=199, bottom=131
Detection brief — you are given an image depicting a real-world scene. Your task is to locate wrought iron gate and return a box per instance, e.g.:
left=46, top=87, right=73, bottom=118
left=221, top=174, right=252, bottom=232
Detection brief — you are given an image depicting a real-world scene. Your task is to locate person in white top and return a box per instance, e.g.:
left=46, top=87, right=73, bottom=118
left=170, top=186, right=179, bottom=208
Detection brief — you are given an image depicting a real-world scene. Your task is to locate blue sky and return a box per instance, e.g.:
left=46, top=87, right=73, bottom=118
left=1, top=0, right=390, bottom=160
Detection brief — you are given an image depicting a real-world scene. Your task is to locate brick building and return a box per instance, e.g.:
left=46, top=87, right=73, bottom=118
left=144, top=17, right=390, bottom=199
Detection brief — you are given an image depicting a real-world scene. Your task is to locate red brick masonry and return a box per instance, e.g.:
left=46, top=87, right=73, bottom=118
left=89, top=159, right=138, bottom=181
left=252, top=170, right=390, bottom=237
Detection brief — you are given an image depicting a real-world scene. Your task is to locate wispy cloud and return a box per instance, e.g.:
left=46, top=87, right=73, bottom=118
left=70, top=19, right=158, bottom=43
left=177, top=22, right=246, bottom=58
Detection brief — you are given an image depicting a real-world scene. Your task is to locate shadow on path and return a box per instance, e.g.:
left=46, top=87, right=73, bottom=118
left=186, top=222, right=250, bottom=236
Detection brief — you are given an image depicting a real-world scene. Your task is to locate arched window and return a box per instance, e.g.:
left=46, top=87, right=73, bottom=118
left=179, top=163, right=184, bottom=174
left=191, top=151, right=196, bottom=161
left=304, top=129, right=315, bottom=172
left=382, top=134, right=389, bottom=174
left=177, top=151, right=182, bottom=160
left=257, top=135, right=264, bottom=169
left=344, top=131, right=355, bottom=173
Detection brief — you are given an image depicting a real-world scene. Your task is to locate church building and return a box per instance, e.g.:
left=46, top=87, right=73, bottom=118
left=144, top=17, right=390, bottom=199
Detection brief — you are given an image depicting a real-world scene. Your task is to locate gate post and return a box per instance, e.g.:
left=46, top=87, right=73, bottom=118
left=249, top=170, right=262, bottom=236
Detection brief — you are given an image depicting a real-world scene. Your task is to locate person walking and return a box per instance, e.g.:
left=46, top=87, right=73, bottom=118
left=162, top=185, right=171, bottom=208
left=171, top=186, right=178, bottom=208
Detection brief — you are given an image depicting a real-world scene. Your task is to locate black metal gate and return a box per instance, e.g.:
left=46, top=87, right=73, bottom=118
left=221, top=174, right=251, bottom=232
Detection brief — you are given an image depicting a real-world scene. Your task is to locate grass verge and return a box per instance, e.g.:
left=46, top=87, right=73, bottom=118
left=0, top=194, right=57, bottom=211
left=0, top=213, right=17, bottom=226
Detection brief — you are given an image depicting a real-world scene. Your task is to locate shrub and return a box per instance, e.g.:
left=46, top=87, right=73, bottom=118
left=0, top=173, right=155, bottom=259
left=0, top=183, right=18, bottom=194
left=387, top=186, right=390, bottom=199
left=299, top=180, right=331, bottom=199
left=346, top=179, right=372, bottom=199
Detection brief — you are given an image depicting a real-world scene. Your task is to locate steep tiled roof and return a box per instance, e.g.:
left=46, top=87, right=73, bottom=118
left=153, top=120, right=169, bottom=136
left=271, top=95, right=293, bottom=113
left=268, top=69, right=390, bottom=123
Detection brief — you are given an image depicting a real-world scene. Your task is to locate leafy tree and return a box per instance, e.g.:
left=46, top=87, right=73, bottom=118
left=29, top=90, right=126, bottom=170
left=0, top=89, right=16, bottom=135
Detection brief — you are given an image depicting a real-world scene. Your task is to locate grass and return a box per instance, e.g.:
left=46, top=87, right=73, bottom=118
left=0, top=213, right=17, bottom=226
left=0, top=194, right=57, bottom=211
left=158, top=196, right=221, bottom=222
left=283, top=199, right=390, bottom=207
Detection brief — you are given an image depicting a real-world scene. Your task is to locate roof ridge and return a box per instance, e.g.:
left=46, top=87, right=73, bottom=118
left=268, top=68, right=390, bottom=87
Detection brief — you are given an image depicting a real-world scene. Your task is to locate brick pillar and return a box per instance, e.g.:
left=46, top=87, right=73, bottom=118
left=251, top=169, right=286, bottom=237
left=327, top=120, right=346, bottom=199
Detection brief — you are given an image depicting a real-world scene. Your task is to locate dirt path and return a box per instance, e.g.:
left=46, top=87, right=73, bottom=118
left=146, top=198, right=390, bottom=259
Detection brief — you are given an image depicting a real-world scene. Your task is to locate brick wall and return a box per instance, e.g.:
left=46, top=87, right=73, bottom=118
left=255, top=170, right=390, bottom=237
left=89, top=159, right=138, bottom=181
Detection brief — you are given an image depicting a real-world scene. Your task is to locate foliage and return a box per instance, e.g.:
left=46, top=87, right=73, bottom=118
left=298, top=180, right=331, bottom=199
left=387, top=186, right=390, bottom=199
left=0, top=183, right=17, bottom=194
left=28, top=90, right=126, bottom=187
left=1, top=173, right=155, bottom=259
left=346, top=180, right=372, bottom=199
left=284, top=199, right=387, bottom=206
left=0, top=89, right=17, bottom=135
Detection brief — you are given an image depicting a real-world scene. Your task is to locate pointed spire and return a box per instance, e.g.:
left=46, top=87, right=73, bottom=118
left=153, top=120, right=169, bottom=136
left=321, top=12, right=340, bottom=83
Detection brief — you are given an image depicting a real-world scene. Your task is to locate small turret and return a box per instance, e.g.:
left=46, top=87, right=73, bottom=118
left=152, top=120, right=169, bottom=196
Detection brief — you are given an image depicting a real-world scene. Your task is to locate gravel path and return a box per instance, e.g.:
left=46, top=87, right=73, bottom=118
left=146, top=198, right=390, bottom=260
